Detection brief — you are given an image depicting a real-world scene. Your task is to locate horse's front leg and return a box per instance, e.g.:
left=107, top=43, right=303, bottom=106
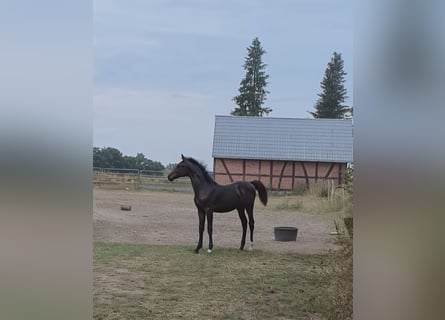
left=237, top=208, right=248, bottom=250
left=195, top=210, right=205, bottom=253
left=206, top=211, right=214, bottom=253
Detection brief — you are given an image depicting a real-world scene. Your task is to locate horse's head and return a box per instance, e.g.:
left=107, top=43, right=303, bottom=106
left=167, top=154, right=190, bottom=181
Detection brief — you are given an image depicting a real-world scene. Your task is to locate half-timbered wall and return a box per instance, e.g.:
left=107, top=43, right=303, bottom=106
left=214, top=158, right=347, bottom=190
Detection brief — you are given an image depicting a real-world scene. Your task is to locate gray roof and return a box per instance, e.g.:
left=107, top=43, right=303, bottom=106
left=212, top=115, right=353, bottom=163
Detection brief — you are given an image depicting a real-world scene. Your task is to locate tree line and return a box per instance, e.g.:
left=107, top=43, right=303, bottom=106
left=232, top=37, right=352, bottom=119
left=93, top=147, right=165, bottom=171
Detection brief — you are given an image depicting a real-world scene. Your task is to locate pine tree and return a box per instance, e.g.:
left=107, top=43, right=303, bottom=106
left=231, top=37, right=272, bottom=116
left=310, top=52, right=349, bottom=119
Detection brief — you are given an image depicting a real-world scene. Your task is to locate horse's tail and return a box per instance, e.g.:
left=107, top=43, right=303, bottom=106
left=250, top=180, right=268, bottom=206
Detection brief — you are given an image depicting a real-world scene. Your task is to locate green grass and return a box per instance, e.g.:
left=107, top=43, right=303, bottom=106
left=268, top=188, right=351, bottom=215
left=94, top=242, right=335, bottom=320
left=274, top=199, right=303, bottom=211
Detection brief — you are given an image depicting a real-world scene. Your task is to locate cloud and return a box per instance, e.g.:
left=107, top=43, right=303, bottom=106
left=94, top=88, right=215, bottom=165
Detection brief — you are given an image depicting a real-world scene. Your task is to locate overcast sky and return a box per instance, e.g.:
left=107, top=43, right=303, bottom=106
left=93, top=0, right=353, bottom=167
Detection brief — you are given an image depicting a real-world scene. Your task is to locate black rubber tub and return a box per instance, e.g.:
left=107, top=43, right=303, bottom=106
left=274, top=227, right=298, bottom=241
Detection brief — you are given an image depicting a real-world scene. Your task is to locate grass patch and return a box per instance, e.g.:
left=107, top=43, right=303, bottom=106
left=274, top=199, right=303, bottom=211
left=292, top=183, right=309, bottom=195
left=269, top=193, right=343, bottom=215
left=267, top=178, right=353, bottom=216
left=94, top=242, right=336, bottom=320
left=322, top=236, right=353, bottom=320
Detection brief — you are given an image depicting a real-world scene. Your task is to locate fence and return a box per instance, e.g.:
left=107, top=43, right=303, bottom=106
left=93, top=167, right=197, bottom=192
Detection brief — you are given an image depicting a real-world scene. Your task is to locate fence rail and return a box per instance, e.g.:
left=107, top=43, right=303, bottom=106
left=93, top=167, right=195, bottom=192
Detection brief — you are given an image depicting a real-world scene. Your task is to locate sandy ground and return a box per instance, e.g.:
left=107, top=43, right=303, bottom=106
left=93, top=188, right=340, bottom=254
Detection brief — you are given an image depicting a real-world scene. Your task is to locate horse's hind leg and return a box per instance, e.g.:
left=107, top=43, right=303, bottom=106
left=206, top=211, right=214, bottom=253
left=237, top=208, right=248, bottom=250
left=246, top=204, right=255, bottom=251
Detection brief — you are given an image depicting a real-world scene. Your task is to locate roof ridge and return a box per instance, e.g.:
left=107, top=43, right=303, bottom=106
left=215, top=115, right=352, bottom=121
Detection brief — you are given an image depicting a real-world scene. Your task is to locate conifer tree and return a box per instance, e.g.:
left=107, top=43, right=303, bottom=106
left=232, top=37, right=272, bottom=116
left=310, top=52, right=349, bottom=119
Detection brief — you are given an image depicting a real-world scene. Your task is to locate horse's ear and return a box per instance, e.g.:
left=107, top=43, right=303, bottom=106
left=181, top=154, right=185, bottom=160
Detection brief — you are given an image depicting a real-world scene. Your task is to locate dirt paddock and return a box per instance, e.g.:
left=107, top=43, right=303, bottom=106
left=93, top=188, right=340, bottom=254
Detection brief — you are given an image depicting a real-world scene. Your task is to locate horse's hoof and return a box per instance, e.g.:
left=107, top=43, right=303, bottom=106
left=207, top=249, right=212, bottom=254
left=194, top=249, right=200, bottom=254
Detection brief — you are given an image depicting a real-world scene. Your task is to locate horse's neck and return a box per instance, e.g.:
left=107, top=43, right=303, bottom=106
left=188, top=170, right=213, bottom=194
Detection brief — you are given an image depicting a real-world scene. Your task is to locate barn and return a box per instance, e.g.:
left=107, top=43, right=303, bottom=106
left=212, top=115, right=353, bottom=190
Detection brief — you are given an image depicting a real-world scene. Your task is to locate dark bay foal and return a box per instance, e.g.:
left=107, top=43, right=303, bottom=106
left=168, top=154, right=268, bottom=253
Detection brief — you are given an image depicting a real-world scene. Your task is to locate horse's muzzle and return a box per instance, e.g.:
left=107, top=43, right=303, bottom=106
left=167, top=173, right=175, bottom=181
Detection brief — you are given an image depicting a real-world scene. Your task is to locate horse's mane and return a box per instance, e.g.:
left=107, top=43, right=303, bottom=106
left=186, top=157, right=216, bottom=185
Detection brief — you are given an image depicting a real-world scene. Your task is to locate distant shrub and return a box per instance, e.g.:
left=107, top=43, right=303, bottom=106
left=292, top=183, right=308, bottom=195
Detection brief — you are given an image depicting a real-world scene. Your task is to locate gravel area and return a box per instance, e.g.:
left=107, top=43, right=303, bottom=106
left=94, top=188, right=340, bottom=254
